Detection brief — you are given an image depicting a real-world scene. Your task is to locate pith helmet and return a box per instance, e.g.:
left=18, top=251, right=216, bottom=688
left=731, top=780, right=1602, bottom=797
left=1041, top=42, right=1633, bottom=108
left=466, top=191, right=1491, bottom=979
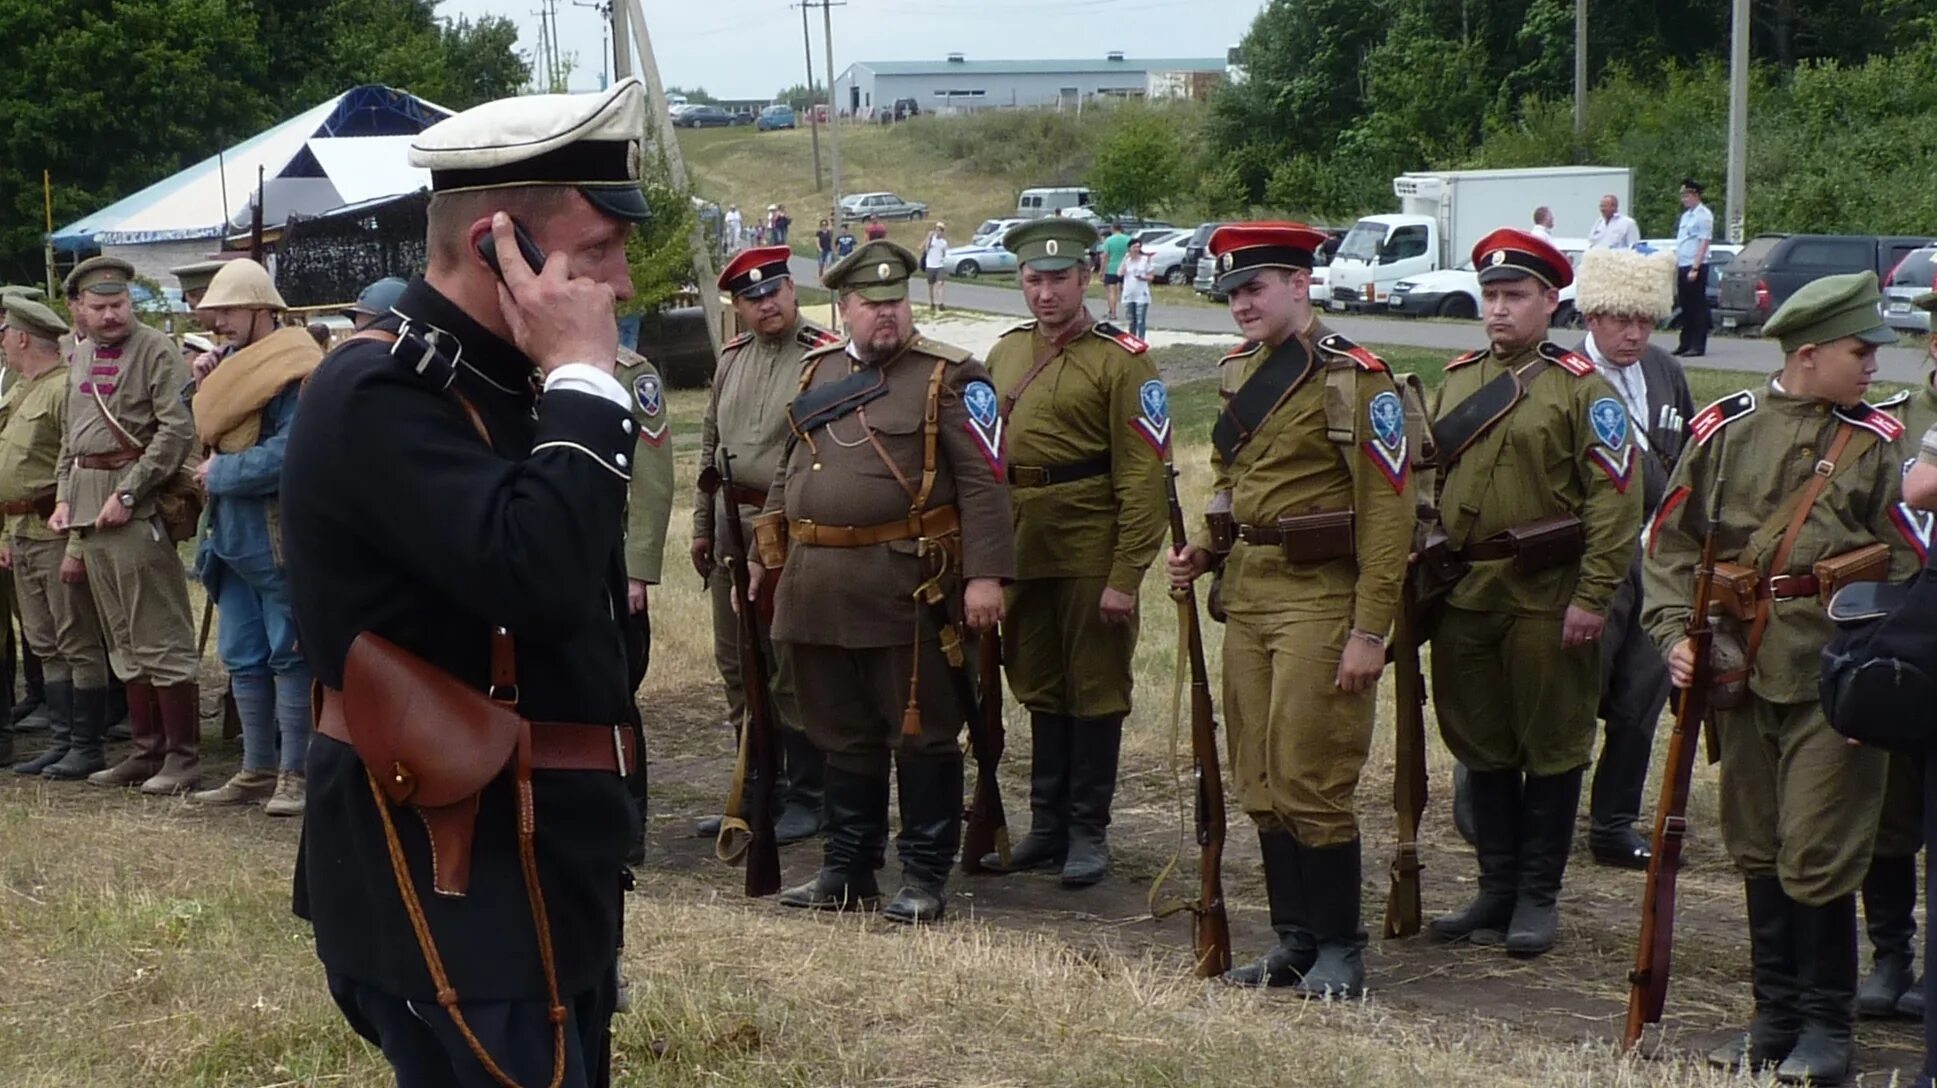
left=197, top=258, right=287, bottom=311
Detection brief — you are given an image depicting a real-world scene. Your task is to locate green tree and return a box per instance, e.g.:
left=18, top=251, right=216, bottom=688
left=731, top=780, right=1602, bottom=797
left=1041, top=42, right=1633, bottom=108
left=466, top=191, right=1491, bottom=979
left=774, top=83, right=825, bottom=112
left=1085, top=108, right=1186, bottom=219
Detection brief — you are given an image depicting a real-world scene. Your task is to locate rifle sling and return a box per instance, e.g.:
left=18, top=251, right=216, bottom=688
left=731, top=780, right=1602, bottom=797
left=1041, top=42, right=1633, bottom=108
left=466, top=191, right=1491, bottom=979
left=1211, top=336, right=1319, bottom=463
left=1429, top=355, right=1553, bottom=470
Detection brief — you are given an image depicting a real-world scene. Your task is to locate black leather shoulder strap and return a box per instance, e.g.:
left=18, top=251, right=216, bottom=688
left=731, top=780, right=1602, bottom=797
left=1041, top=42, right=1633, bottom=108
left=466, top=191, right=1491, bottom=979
left=1211, top=336, right=1318, bottom=462
left=788, top=364, right=890, bottom=435
left=1429, top=355, right=1554, bottom=470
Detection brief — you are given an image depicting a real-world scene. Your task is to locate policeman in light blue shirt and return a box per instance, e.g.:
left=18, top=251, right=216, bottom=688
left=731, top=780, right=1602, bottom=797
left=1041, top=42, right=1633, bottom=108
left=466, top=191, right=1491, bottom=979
left=1673, top=177, right=1714, bottom=357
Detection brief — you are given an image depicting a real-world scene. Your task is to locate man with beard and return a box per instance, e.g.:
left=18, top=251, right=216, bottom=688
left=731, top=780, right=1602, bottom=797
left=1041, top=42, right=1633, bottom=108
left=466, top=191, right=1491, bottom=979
left=751, top=239, right=1015, bottom=924
left=50, top=256, right=200, bottom=795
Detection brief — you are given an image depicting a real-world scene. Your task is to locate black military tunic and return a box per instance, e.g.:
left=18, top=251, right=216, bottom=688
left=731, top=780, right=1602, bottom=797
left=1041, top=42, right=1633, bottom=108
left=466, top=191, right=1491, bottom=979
left=282, top=278, right=643, bottom=1002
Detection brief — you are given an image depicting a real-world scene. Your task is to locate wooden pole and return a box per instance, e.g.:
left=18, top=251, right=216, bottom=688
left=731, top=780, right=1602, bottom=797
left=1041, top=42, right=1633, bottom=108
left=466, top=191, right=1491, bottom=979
left=619, top=0, right=724, bottom=358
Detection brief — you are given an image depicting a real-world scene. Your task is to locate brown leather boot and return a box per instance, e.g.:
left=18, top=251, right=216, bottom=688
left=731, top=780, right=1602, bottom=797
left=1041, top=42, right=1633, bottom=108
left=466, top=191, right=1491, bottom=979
left=140, top=682, right=203, bottom=795
left=88, top=680, right=163, bottom=787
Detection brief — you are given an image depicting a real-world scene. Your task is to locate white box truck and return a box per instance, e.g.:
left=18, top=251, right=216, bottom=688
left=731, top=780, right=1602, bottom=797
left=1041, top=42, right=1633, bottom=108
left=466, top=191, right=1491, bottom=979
left=1324, top=166, right=1633, bottom=312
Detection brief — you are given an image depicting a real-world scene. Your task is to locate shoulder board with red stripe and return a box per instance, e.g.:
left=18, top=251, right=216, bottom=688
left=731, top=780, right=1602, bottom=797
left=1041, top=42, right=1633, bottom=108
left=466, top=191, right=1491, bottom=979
left=1689, top=390, right=1756, bottom=446
left=1873, top=389, right=1913, bottom=412
left=1221, top=341, right=1262, bottom=365
left=1537, top=341, right=1596, bottom=377
left=800, top=337, right=848, bottom=364
left=1834, top=401, right=1906, bottom=441
left=1444, top=348, right=1487, bottom=371
left=1315, top=331, right=1386, bottom=372
left=1089, top=320, right=1148, bottom=354
left=796, top=323, right=842, bottom=350
left=998, top=319, right=1038, bottom=339
left=723, top=331, right=754, bottom=351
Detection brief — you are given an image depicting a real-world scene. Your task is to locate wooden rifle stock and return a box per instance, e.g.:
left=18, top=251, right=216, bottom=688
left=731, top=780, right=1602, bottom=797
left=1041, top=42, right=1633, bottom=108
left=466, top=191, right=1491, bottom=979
left=1623, top=468, right=1725, bottom=1048
left=1166, top=465, right=1231, bottom=977
left=960, top=631, right=1011, bottom=872
left=1383, top=583, right=1428, bottom=938
left=718, top=451, right=782, bottom=897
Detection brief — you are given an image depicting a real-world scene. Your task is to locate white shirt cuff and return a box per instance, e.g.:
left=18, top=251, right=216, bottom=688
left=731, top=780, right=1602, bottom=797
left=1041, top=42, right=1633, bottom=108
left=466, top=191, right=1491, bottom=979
left=544, top=363, right=631, bottom=409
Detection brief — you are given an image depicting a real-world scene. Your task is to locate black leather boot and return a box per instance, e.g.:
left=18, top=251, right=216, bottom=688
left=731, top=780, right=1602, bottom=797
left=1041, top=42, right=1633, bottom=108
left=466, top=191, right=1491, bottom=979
left=1451, top=762, right=1478, bottom=847
left=1857, top=853, right=1917, bottom=1018
left=1061, top=715, right=1123, bottom=888
left=1898, top=977, right=1926, bottom=1018
left=1222, top=828, right=1313, bottom=987
left=1504, top=768, right=1584, bottom=956
left=11, top=680, right=73, bottom=775
left=1707, top=877, right=1803, bottom=1070
left=1293, top=839, right=1367, bottom=999
left=11, top=647, right=43, bottom=726
left=1775, top=893, right=1858, bottom=1085
left=780, top=765, right=887, bottom=911
left=982, top=713, right=1071, bottom=872
left=773, top=727, right=826, bottom=845
left=884, top=754, right=963, bottom=924
left=43, top=685, right=108, bottom=780
left=1431, top=769, right=1520, bottom=941
left=1589, top=719, right=1655, bottom=869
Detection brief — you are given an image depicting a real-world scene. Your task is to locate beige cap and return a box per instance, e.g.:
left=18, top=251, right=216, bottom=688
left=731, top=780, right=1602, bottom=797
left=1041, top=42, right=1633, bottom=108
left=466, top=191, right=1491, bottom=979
left=198, top=258, right=287, bottom=311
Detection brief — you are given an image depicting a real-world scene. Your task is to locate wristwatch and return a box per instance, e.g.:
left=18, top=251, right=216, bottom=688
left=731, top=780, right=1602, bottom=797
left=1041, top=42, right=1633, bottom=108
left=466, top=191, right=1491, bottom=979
left=117, top=491, right=136, bottom=509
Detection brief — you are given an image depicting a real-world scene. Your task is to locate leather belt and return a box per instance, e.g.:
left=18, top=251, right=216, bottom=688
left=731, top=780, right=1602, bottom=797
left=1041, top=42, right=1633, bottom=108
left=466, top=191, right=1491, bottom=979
left=1454, top=537, right=1518, bottom=562
left=0, top=489, right=55, bottom=517
left=78, top=450, right=141, bottom=471
left=1236, top=523, right=1287, bottom=545
left=1763, top=573, right=1819, bottom=602
left=317, top=689, right=637, bottom=776
left=1007, top=456, right=1111, bottom=488
left=724, top=482, right=768, bottom=509
left=790, top=504, right=959, bottom=548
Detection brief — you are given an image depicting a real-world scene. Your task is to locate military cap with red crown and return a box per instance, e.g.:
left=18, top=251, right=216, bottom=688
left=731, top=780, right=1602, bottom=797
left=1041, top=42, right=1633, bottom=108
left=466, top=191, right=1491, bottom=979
left=718, top=245, right=795, bottom=300
left=1207, top=221, right=1330, bottom=290
left=1471, top=227, right=1573, bottom=289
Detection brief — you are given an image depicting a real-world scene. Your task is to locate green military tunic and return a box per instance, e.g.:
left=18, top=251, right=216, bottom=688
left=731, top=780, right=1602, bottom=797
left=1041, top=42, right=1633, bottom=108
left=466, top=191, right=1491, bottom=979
left=617, top=347, right=674, bottom=586
left=761, top=335, right=1016, bottom=767
left=1188, top=321, right=1414, bottom=844
left=1644, top=380, right=1924, bottom=904
left=54, top=322, right=197, bottom=686
left=0, top=363, right=106, bottom=689
left=985, top=317, right=1166, bottom=718
left=1428, top=341, right=1643, bottom=775
left=695, top=317, right=837, bottom=731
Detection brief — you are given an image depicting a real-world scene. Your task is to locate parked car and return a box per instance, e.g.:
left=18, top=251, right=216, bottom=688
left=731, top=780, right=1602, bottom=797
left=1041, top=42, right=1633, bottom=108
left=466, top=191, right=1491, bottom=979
left=1182, top=222, right=1231, bottom=285
left=1194, top=245, right=1328, bottom=305
left=1017, top=186, right=1092, bottom=219
left=1717, top=233, right=1934, bottom=334
left=673, top=104, right=738, bottom=128
left=1883, top=245, right=1936, bottom=334
left=892, top=97, right=921, bottom=121
left=837, top=191, right=928, bottom=223
left=971, top=218, right=1026, bottom=245
left=755, top=104, right=796, bottom=131
left=1387, top=238, right=1596, bottom=326
left=1145, top=232, right=1192, bottom=285
left=940, top=224, right=1021, bottom=278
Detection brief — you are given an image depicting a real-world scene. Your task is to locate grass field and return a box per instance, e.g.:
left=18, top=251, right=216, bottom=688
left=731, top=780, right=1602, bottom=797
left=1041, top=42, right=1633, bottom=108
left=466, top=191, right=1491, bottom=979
left=0, top=352, right=1924, bottom=1086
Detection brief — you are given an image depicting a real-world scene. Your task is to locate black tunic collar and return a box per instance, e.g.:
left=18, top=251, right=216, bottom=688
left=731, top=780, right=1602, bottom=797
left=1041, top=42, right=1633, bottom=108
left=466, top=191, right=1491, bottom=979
left=390, top=277, right=538, bottom=404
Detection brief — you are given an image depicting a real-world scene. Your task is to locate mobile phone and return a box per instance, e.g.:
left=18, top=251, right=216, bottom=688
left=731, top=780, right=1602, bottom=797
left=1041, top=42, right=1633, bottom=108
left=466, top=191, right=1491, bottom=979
left=476, top=217, right=548, bottom=281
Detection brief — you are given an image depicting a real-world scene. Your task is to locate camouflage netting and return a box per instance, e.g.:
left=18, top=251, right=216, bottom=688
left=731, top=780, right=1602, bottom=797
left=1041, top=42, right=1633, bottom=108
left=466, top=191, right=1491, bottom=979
left=276, top=191, right=429, bottom=308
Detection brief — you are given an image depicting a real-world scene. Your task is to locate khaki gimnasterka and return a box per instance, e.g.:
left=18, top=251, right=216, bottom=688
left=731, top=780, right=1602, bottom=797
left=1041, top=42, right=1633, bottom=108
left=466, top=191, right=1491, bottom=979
left=1429, top=341, right=1642, bottom=774
left=1643, top=382, right=1922, bottom=904
left=617, top=346, right=674, bottom=586
left=987, top=317, right=1166, bottom=717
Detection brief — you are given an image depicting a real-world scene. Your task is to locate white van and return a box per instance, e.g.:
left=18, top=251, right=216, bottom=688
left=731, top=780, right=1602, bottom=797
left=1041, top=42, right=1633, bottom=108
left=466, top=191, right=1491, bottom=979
left=1016, top=187, right=1092, bottom=219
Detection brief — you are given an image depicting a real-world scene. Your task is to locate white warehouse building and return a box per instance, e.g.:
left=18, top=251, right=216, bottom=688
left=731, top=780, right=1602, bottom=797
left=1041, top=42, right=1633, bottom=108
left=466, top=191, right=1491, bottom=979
left=830, top=53, right=1228, bottom=116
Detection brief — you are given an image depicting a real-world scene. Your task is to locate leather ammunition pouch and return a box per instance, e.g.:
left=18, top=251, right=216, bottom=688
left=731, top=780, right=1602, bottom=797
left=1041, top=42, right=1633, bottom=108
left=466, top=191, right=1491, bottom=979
left=1204, top=490, right=1236, bottom=556
left=1501, top=514, right=1586, bottom=574
left=1813, top=542, right=1890, bottom=604
left=1238, top=509, right=1356, bottom=564
left=1708, top=561, right=1761, bottom=622
left=753, top=510, right=790, bottom=569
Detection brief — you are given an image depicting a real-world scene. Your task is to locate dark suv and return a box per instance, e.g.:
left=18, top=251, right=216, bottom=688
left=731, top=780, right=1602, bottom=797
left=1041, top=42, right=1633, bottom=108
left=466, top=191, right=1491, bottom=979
left=1181, top=222, right=1231, bottom=285
left=1716, top=233, right=1934, bottom=335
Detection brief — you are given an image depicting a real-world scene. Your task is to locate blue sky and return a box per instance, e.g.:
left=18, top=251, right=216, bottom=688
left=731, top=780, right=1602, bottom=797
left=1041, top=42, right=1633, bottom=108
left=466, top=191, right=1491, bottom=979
left=440, top=0, right=1265, bottom=97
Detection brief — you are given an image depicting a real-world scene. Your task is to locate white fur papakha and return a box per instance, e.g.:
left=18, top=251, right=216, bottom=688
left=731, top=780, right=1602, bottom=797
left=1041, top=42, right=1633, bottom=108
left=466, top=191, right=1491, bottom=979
left=1575, top=247, right=1677, bottom=319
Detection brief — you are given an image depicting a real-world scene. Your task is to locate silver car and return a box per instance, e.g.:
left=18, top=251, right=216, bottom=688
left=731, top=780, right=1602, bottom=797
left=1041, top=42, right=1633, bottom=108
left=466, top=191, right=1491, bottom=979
left=838, top=191, right=928, bottom=223
left=1883, top=246, right=1936, bottom=333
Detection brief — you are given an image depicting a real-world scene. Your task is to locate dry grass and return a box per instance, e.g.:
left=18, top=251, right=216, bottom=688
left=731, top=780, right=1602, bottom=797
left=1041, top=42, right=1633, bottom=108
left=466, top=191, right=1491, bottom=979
left=0, top=374, right=1923, bottom=1085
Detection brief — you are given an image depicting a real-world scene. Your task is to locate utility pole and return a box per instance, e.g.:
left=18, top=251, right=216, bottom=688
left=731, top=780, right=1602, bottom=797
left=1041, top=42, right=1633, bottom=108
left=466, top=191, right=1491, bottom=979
left=810, top=0, right=848, bottom=242
left=573, top=0, right=613, bottom=87
left=610, top=0, right=630, bottom=80
left=1572, top=0, right=1587, bottom=139
left=795, top=2, right=824, bottom=190
left=1724, top=0, right=1749, bottom=244
left=618, top=0, right=724, bottom=357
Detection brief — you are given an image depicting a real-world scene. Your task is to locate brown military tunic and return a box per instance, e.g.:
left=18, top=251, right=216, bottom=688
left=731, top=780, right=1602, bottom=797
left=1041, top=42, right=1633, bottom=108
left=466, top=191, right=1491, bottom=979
left=762, top=335, right=1015, bottom=768
left=1192, top=320, right=1414, bottom=844
left=0, top=362, right=106, bottom=688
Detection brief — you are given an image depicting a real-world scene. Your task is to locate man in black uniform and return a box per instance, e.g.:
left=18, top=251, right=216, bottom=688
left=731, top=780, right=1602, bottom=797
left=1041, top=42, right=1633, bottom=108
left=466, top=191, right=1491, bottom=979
left=282, top=79, right=650, bottom=1087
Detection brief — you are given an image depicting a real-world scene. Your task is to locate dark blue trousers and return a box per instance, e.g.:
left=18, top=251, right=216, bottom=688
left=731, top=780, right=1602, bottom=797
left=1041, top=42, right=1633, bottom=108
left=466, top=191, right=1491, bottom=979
left=329, top=970, right=616, bottom=1088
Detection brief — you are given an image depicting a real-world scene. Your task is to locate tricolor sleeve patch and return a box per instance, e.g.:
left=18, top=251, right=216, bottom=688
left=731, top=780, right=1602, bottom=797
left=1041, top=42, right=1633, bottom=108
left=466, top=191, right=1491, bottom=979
left=1362, top=389, right=1408, bottom=492
left=1891, top=502, right=1934, bottom=562
left=1129, top=378, right=1171, bottom=454
left=961, top=379, right=1005, bottom=478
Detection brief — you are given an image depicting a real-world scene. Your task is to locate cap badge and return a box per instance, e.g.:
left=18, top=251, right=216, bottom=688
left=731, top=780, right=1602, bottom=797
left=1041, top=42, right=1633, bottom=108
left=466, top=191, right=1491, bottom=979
left=1490, top=250, right=1507, bottom=267
left=626, top=139, right=642, bottom=182
left=748, top=268, right=763, bottom=283
left=1220, top=252, right=1233, bottom=271
left=1045, top=239, right=1059, bottom=256
left=876, top=262, right=891, bottom=280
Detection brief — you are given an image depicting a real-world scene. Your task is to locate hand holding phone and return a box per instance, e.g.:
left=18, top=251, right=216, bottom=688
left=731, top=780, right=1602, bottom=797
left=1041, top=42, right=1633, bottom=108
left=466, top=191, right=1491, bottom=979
left=480, top=212, right=618, bottom=376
